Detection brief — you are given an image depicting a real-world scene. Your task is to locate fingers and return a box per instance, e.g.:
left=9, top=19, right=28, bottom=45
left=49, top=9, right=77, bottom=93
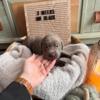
left=40, top=63, right=47, bottom=75
left=42, top=60, right=50, bottom=67
left=39, top=59, right=56, bottom=75
left=45, top=59, right=56, bottom=73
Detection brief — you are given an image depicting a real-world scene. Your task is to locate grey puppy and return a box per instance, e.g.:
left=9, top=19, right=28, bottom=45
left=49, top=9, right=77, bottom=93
left=41, top=34, right=63, bottom=60
left=26, top=34, right=63, bottom=61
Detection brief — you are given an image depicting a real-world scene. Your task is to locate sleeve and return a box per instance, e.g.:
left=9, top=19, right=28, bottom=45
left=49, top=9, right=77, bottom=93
left=0, top=82, right=31, bottom=100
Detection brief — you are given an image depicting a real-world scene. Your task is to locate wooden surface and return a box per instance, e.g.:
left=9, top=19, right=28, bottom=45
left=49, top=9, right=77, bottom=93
left=11, top=3, right=27, bottom=36
left=71, top=0, right=79, bottom=32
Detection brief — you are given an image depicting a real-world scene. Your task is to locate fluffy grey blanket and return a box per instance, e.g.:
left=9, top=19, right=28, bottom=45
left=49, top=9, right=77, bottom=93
left=0, top=42, right=89, bottom=100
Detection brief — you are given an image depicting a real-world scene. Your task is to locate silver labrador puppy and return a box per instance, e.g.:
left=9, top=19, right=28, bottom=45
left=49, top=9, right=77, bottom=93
left=27, top=34, right=63, bottom=61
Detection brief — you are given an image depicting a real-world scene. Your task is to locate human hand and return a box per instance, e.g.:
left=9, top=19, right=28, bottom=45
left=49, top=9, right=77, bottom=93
left=20, top=54, right=56, bottom=89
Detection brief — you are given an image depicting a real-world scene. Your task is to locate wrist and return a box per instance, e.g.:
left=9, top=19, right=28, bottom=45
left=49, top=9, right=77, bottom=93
left=16, top=76, right=33, bottom=95
left=20, top=73, right=34, bottom=88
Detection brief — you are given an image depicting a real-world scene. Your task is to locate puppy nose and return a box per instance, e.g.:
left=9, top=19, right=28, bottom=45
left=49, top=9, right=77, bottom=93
left=48, top=52, right=57, bottom=58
